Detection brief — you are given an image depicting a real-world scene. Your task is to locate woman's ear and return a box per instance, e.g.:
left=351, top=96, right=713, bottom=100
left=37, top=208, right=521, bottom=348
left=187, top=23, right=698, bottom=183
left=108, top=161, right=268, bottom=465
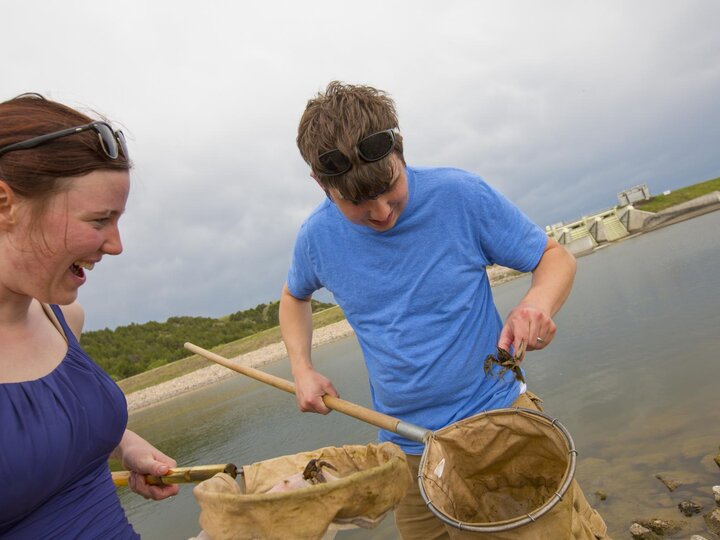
left=0, top=180, right=17, bottom=229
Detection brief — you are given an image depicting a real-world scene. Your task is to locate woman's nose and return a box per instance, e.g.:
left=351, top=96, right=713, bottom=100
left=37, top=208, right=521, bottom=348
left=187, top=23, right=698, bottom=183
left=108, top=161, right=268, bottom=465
left=103, top=226, right=123, bottom=255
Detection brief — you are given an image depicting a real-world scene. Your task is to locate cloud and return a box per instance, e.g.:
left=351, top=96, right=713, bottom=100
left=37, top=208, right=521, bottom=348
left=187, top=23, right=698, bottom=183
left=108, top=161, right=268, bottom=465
left=3, top=0, right=719, bottom=329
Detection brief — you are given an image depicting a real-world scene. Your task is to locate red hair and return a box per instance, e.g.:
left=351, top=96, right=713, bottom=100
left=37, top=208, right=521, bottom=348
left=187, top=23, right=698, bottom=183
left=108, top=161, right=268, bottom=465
left=0, top=93, right=130, bottom=200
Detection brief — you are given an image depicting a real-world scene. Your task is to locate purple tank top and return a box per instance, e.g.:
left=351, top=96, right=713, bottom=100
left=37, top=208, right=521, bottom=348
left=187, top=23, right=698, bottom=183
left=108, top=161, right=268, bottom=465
left=0, top=305, right=139, bottom=539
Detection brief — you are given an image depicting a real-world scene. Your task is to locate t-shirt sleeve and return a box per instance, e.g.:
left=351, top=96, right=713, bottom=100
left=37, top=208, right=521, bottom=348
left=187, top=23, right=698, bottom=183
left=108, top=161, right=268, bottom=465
left=286, top=224, right=323, bottom=299
left=473, top=180, right=547, bottom=272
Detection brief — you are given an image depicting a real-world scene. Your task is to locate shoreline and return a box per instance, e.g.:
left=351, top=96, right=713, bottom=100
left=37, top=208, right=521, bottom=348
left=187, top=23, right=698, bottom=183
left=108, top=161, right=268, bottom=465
left=125, top=319, right=355, bottom=414
left=123, top=196, right=720, bottom=414
left=124, top=272, right=529, bottom=414
left=125, top=273, right=529, bottom=414
left=122, top=224, right=660, bottom=414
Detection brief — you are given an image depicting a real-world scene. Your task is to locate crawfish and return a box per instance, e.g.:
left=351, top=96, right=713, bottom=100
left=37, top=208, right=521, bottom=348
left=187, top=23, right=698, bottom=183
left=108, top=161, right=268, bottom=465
left=483, top=339, right=526, bottom=383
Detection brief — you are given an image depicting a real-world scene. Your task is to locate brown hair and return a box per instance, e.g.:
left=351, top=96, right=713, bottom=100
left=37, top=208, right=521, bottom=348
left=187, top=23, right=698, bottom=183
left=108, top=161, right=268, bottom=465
left=297, top=81, right=405, bottom=203
left=0, top=93, right=131, bottom=206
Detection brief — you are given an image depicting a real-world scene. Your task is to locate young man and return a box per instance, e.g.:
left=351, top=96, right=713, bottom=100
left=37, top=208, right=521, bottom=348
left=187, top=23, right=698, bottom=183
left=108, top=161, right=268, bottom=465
left=279, top=82, right=607, bottom=538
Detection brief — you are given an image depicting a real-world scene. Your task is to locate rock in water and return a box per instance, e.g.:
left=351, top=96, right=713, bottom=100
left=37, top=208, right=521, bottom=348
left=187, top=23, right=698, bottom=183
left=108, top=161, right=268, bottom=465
left=704, top=508, right=720, bottom=536
left=629, top=522, right=660, bottom=540
left=678, top=500, right=703, bottom=517
left=636, top=518, right=686, bottom=536
left=655, top=474, right=680, bottom=491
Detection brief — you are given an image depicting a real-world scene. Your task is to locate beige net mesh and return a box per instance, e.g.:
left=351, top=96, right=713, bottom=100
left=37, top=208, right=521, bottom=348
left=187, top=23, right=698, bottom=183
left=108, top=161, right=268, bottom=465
left=419, top=408, right=607, bottom=539
left=192, top=442, right=408, bottom=540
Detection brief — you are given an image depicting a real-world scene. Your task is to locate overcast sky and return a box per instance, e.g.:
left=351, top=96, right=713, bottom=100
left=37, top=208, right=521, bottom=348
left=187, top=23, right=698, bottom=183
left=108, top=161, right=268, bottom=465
left=3, top=1, right=719, bottom=331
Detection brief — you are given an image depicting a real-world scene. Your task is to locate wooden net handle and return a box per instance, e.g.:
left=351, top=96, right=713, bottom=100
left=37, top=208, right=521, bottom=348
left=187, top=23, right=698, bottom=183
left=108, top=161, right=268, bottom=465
left=184, top=342, right=406, bottom=434
left=112, top=463, right=238, bottom=487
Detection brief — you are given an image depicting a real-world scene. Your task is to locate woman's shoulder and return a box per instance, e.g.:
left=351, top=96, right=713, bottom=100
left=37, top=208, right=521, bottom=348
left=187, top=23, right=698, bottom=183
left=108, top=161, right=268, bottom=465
left=56, top=302, right=85, bottom=340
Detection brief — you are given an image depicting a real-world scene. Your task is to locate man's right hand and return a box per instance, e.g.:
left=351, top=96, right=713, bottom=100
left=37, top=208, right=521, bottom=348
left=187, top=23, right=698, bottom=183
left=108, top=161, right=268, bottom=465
left=293, top=367, right=339, bottom=415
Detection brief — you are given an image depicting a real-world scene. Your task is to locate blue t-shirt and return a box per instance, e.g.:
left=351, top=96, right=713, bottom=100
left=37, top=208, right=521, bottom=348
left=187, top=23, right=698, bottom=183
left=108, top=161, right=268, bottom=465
left=0, top=305, right=139, bottom=539
left=287, top=166, right=547, bottom=454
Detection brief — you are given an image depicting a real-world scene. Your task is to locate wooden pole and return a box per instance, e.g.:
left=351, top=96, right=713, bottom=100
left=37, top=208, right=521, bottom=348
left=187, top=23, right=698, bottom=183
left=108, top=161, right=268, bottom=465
left=184, top=342, right=403, bottom=434
left=112, top=463, right=238, bottom=487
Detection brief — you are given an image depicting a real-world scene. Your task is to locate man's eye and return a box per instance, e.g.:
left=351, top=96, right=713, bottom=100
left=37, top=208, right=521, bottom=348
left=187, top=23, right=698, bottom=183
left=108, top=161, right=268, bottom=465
left=347, top=186, right=388, bottom=206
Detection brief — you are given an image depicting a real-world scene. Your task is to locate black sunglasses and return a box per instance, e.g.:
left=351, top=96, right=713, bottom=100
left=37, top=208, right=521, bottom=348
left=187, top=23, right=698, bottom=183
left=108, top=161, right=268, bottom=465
left=0, top=121, right=128, bottom=160
left=316, top=128, right=397, bottom=177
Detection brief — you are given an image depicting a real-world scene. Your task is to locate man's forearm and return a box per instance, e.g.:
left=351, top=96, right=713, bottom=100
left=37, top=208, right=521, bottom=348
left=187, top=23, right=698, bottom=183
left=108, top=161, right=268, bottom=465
left=279, top=283, right=315, bottom=376
left=521, top=238, right=576, bottom=316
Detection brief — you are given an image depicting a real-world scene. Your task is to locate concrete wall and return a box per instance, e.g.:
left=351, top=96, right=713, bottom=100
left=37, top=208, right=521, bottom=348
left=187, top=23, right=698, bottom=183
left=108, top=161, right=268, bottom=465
left=642, top=191, right=720, bottom=230
left=563, top=235, right=596, bottom=256
left=617, top=207, right=655, bottom=232
left=617, top=184, right=650, bottom=206
left=589, top=220, right=606, bottom=243
left=547, top=192, right=720, bottom=254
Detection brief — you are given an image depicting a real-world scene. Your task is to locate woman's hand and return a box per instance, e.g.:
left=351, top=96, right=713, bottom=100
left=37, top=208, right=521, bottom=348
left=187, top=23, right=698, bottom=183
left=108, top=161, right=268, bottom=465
left=113, top=430, right=180, bottom=500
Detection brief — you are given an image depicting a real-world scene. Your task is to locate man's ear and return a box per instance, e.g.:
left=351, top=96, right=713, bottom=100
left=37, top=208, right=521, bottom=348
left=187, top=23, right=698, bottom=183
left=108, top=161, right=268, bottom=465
left=310, top=172, right=335, bottom=203
left=0, top=180, right=18, bottom=230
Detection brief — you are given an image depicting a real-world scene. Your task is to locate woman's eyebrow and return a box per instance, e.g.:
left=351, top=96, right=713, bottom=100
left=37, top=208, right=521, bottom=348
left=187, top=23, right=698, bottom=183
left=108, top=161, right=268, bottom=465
left=85, top=208, right=124, bottom=218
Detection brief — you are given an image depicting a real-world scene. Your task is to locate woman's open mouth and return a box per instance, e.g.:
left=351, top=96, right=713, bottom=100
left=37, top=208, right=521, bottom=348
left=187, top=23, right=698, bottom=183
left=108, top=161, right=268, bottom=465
left=70, top=261, right=95, bottom=278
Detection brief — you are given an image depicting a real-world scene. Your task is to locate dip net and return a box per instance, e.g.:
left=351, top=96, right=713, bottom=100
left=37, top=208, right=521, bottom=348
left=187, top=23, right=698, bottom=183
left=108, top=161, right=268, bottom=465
left=192, top=442, right=407, bottom=540
left=418, top=407, right=607, bottom=538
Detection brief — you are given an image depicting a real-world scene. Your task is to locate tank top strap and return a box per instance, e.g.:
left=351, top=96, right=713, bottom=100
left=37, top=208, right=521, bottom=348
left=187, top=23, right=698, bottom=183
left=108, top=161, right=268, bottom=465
left=45, top=304, right=79, bottom=346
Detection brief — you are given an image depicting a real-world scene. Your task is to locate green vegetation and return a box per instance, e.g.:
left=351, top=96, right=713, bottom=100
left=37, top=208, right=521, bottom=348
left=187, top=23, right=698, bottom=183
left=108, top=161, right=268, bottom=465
left=634, top=176, right=720, bottom=213
left=92, top=177, right=720, bottom=396
left=115, top=304, right=346, bottom=395
left=80, top=300, right=336, bottom=382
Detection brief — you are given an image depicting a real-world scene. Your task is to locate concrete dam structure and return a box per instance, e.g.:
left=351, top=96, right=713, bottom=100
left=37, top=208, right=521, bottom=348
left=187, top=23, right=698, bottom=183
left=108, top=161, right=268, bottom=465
left=544, top=186, right=720, bottom=256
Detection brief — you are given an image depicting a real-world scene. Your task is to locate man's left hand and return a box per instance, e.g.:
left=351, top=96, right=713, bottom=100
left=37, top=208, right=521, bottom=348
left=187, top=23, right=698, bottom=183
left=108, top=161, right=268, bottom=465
left=498, top=303, right=556, bottom=360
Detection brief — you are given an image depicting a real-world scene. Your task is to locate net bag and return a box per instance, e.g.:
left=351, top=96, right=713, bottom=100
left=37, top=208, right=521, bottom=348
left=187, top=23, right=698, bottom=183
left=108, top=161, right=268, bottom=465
left=192, top=442, right=408, bottom=540
left=419, top=407, right=603, bottom=538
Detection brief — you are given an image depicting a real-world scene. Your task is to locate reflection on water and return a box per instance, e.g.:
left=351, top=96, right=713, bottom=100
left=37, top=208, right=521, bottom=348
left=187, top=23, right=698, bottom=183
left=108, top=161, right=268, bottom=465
left=122, top=212, right=720, bottom=539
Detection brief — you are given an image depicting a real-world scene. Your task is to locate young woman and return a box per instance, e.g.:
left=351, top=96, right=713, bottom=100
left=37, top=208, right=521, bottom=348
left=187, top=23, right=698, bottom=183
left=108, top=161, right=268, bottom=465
left=0, top=94, right=178, bottom=538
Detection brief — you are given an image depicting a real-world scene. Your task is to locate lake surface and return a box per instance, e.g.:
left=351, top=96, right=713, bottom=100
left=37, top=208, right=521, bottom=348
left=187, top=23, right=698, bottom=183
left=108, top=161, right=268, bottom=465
left=121, top=211, right=720, bottom=539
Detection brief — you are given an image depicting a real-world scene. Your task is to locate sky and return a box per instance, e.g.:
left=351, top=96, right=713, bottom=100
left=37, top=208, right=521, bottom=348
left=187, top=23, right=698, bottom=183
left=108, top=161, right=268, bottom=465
left=3, top=0, right=720, bottom=331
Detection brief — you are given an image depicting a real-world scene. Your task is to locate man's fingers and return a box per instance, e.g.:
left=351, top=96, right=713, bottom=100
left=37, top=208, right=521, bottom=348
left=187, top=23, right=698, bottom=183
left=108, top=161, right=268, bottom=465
left=312, top=395, right=332, bottom=415
left=497, top=325, right=514, bottom=351
left=324, top=382, right=339, bottom=399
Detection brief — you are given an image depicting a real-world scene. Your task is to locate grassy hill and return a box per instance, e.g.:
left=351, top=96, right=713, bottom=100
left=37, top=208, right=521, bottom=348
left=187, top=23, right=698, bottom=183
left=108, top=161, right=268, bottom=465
left=634, top=176, right=720, bottom=212
left=115, top=305, right=345, bottom=395
left=80, top=299, right=335, bottom=382
left=111, top=175, right=720, bottom=395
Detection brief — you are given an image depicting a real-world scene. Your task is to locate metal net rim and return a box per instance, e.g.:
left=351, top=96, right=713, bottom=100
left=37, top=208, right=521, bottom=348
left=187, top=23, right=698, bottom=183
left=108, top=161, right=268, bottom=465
left=417, top=407, right=577, bottom=533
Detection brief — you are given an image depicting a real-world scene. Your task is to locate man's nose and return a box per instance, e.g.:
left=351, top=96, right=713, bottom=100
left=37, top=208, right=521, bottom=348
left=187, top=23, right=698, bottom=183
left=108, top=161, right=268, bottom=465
left=368, top=197, right=392, bottom=221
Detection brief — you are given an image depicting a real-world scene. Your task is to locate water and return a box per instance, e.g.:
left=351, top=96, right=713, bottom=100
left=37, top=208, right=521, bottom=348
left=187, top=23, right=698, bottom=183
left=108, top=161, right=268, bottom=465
left=121, top=211, right=720, bottom=539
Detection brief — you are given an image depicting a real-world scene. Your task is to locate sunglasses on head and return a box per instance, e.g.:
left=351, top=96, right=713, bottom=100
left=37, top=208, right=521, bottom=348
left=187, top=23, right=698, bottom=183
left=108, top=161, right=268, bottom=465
left=0, top=121, right=128, bottom=160
left=316, top=128, right=397, bottom=177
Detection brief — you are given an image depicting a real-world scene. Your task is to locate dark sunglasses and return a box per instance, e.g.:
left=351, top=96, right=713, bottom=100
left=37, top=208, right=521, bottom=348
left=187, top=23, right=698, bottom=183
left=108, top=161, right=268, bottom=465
left=0, top=121, right=128, bottom=160
left=316, top=128, right=397, bottom=177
